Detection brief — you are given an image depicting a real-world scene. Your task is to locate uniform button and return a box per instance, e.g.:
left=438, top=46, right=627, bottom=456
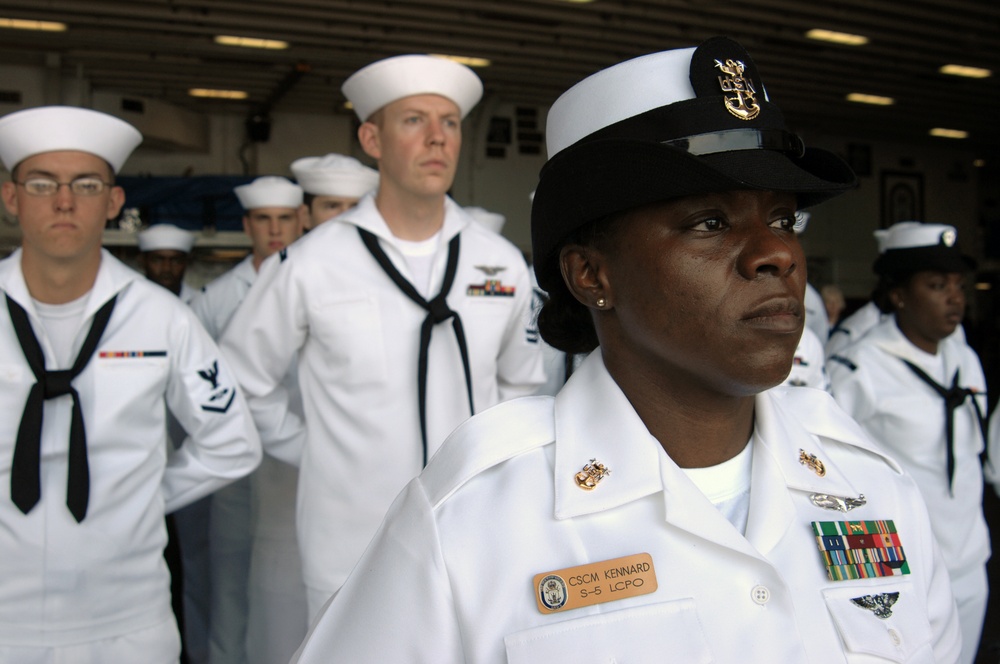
left=888, top=629, right=902, bottom=646
left=750, top=585, right=770, bottom=605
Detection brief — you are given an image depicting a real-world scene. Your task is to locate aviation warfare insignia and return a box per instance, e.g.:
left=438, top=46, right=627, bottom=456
left=715, top=58, right=760, bottom=120
left=474, top=265, right=507, bottom=277
left=810, top=493, right=867, bottom=513
left=851, top=592, right=900, bottom=619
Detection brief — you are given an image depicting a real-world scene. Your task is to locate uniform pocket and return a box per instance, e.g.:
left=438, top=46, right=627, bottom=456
left=822, top=582, right=934, bottom=662
left=92, top=356, right=170, bottom=424
left=308, top=295, right=387, bottom=386
left=504, top=599, right=712, bottom=664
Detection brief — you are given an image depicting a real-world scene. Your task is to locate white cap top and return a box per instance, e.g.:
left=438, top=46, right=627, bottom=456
left=342, top=54, right=483, bottom=121
left=290, top=154, right=379, bottom=197
left=793, top=210, right=810, bottom=234
left=881, top=221, right=957, bottom=251
left=234, top=176, right=303, bottom=210
left=0, top=106, right=142, bottom=173
left=873, top=228, right=891, bottom=253
left=464, top=206, right=506, bottom=234
left=546, top=48, right=697, bottom=158
left=137, top=224, right=196, bottom=253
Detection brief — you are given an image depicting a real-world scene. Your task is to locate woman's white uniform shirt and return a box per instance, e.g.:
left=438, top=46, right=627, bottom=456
left=826, top=301, right=885, bottom=360
left=828, top=316, right=988, bottom=663
left=0, top=249, right=261, bottom=658
left=220, top=193, right=546, bottom=601
left=294, top=351, right=959, bottom=664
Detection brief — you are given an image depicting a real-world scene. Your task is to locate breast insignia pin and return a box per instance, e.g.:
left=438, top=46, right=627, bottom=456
left=810, top=493, right=867, bottom=512
left=575, top=458, right=610, bottom=490
left=851, top=592, right=900, bottom=619
left=798, top=449, right=826, bottom=477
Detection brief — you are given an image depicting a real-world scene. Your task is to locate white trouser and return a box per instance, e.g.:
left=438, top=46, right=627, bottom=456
left=247, top=456, right=308, bottom=664
left=950, top=563, right=989, bottom=664
left=207, top=475, right=254, bottom=664
left=0, top=617, right=180, bottom=664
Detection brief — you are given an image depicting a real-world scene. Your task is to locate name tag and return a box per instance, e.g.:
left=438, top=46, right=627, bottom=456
left=533, top=553, right=657, bottom=614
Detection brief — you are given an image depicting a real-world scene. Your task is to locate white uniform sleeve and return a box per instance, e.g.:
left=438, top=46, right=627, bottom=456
left=219, top=253, right=308, bottom=465
left=291, top=478, right=464, bottom=662
left=986, top=408, right=1000, bottom=496
left=826, top=353, right=876, bottom=429
left=162, top=308, right=262, bottom=513
left=187, top=289, right=218, bottom=340
left=495, top=259, right=546, bottom=402
left=783, top=327, right=829, bottom=391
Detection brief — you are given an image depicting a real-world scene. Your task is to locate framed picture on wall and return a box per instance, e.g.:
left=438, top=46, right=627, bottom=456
left=880, top=171, right=924, bottom=228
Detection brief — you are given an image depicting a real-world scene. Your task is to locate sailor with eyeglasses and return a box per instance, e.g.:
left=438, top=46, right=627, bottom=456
left=0, top=105, right=261, bottom=664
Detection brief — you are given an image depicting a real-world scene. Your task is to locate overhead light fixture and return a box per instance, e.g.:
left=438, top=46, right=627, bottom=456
left=939, top=64, right=991, bottom=79
left=975, top=282, right=992, bottom=291
left=806, top=29, right=869, bottom=46
left=929, top=127, right=968, bottom=139
left=0, top=17, right=67, bottom=32
left=214, top=35, right=288, bottom=50
left=974, top=159, right=986, bottom=168
left=430, top=53, right=491, bottom=68
left=846, top=93, right=894, bottom=106
left=188, top=88, right=248, bottom=100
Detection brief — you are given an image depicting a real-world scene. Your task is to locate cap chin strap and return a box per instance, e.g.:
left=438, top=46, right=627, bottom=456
left=663, top=127, right=805, bottom=158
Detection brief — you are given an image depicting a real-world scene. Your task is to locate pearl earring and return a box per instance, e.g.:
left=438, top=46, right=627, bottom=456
left=596, top=297, right=606, bottom=308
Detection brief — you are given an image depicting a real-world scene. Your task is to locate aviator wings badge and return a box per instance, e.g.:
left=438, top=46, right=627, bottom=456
left=851, top=592, right=900, bottom=619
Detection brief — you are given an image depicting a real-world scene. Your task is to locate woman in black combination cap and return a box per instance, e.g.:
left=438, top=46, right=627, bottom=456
left=293, top=37, right=960, bottom=663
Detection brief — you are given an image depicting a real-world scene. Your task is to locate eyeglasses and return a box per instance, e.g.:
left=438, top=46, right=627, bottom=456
left=14, top=177, right=113, bottom=197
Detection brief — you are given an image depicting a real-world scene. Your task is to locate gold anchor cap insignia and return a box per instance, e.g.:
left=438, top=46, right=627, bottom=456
left=575, top=458, right=610, bottom=490
left=715, top=58, right=760, bottom=121
left=798, top=449, right=826, bottom=477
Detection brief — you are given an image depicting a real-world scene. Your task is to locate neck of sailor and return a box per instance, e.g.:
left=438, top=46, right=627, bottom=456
left=375, top=181, right=446, bottom=242
left=608, top=355, right=758, bottom=470
left=21, top=248, right=101, bottom=305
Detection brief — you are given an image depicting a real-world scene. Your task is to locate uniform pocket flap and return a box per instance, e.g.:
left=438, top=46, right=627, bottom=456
left=504, top=599, right=712, bottom=664
left=823, top=582, right=933, bottom=662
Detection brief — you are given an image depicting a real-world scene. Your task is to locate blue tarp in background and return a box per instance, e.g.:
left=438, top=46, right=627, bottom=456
left=114, top=175, right=254, bottom=232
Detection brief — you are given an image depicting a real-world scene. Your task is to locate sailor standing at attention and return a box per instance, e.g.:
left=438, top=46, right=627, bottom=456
left=137, top=223, right=198, bottom=303
left=0, top=105, right=260, bottom=663
left=189, top=175, right=305, bottom=664
left=290, top=153, right=378, bottom=230
left=220, top=54, right=546, bottom=619
left=829, top=221, right=988, bottom=664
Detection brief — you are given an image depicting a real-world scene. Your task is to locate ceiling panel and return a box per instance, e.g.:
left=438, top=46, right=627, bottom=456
left=0, top=0, right=997, bottom=153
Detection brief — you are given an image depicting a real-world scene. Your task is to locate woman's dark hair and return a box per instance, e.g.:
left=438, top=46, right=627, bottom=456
left=872, top=277, right=898, bottom=314
left=536, top=210, right=624, bottom=354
